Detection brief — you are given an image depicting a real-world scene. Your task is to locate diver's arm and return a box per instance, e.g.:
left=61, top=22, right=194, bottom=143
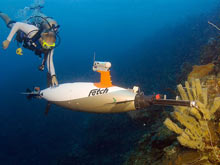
left=3, top=22, right=38, bottom=49
left=47, top=49, right=56, bottom=76
left=6, top=22, right=20, bottom=42
left=46, top=49, right=58, bottom=86
left=2, top=22, right=21, bottom=49
left=7, top=22, right=38, bottom=42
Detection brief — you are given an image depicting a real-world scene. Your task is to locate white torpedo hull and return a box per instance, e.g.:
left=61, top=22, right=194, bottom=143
left=40, top=82, right=136, bottom=113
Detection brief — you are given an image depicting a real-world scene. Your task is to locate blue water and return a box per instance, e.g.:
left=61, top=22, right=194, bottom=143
left=0, top=0, right=219, bottom=164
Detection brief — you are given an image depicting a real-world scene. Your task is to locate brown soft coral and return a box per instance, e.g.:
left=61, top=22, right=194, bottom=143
left=187, top=63, right=214, bottom=82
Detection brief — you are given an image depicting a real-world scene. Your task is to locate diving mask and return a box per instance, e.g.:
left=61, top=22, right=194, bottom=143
left=42, top=40, right=55, bottom=49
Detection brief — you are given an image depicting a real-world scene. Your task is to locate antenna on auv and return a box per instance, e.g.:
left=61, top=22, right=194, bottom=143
left=93, top=52, right=96, bottom=63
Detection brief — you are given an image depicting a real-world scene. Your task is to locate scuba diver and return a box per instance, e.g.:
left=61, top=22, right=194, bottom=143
left=0, top=7, right=59, bottom=86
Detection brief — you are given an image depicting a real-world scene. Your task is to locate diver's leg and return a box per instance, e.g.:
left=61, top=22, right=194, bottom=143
left=0, top=12, right=15, bottom=28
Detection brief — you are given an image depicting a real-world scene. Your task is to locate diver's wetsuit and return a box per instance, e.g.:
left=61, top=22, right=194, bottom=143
left=7, top=22, right=56, bottom=76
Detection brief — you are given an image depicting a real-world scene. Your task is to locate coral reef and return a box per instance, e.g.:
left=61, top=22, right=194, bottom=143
left=200, top=38, right=220, bottom=65
left=124, top=7, right=220, bottom=164
left=178, top=36, right=220, bottom=85
left=164, top=78, right=220, bottom=163
left=125, top=75, right=220, bottom=165
left=177, top=62, right=193, bottom=84
left=124, top=124, right=176, bottom=165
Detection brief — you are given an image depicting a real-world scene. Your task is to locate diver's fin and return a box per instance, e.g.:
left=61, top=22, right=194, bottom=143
left=45, top=102, right=51, bottom=116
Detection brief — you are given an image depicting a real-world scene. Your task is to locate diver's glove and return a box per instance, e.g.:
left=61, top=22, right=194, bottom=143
left=2, top=40, right=10, bottom=49
left=38, top=64, right=45, bottom=71
left=51, top=75, right=58, bottom=86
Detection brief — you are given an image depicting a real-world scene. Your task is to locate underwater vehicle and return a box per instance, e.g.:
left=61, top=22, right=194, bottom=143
left=23, top=60, right=197, bottom=114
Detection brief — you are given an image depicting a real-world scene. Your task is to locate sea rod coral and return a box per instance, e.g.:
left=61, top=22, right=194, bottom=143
left=164, top=78, right=220, bottom=163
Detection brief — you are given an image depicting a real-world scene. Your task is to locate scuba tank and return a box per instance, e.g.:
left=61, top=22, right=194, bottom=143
left=26, top=15, right=59, bottom=33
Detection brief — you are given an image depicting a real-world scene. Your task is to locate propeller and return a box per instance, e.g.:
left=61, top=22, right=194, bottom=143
left=26, top=88, right=33, bottom=100
left=22, top=88, right=40, bottom=100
